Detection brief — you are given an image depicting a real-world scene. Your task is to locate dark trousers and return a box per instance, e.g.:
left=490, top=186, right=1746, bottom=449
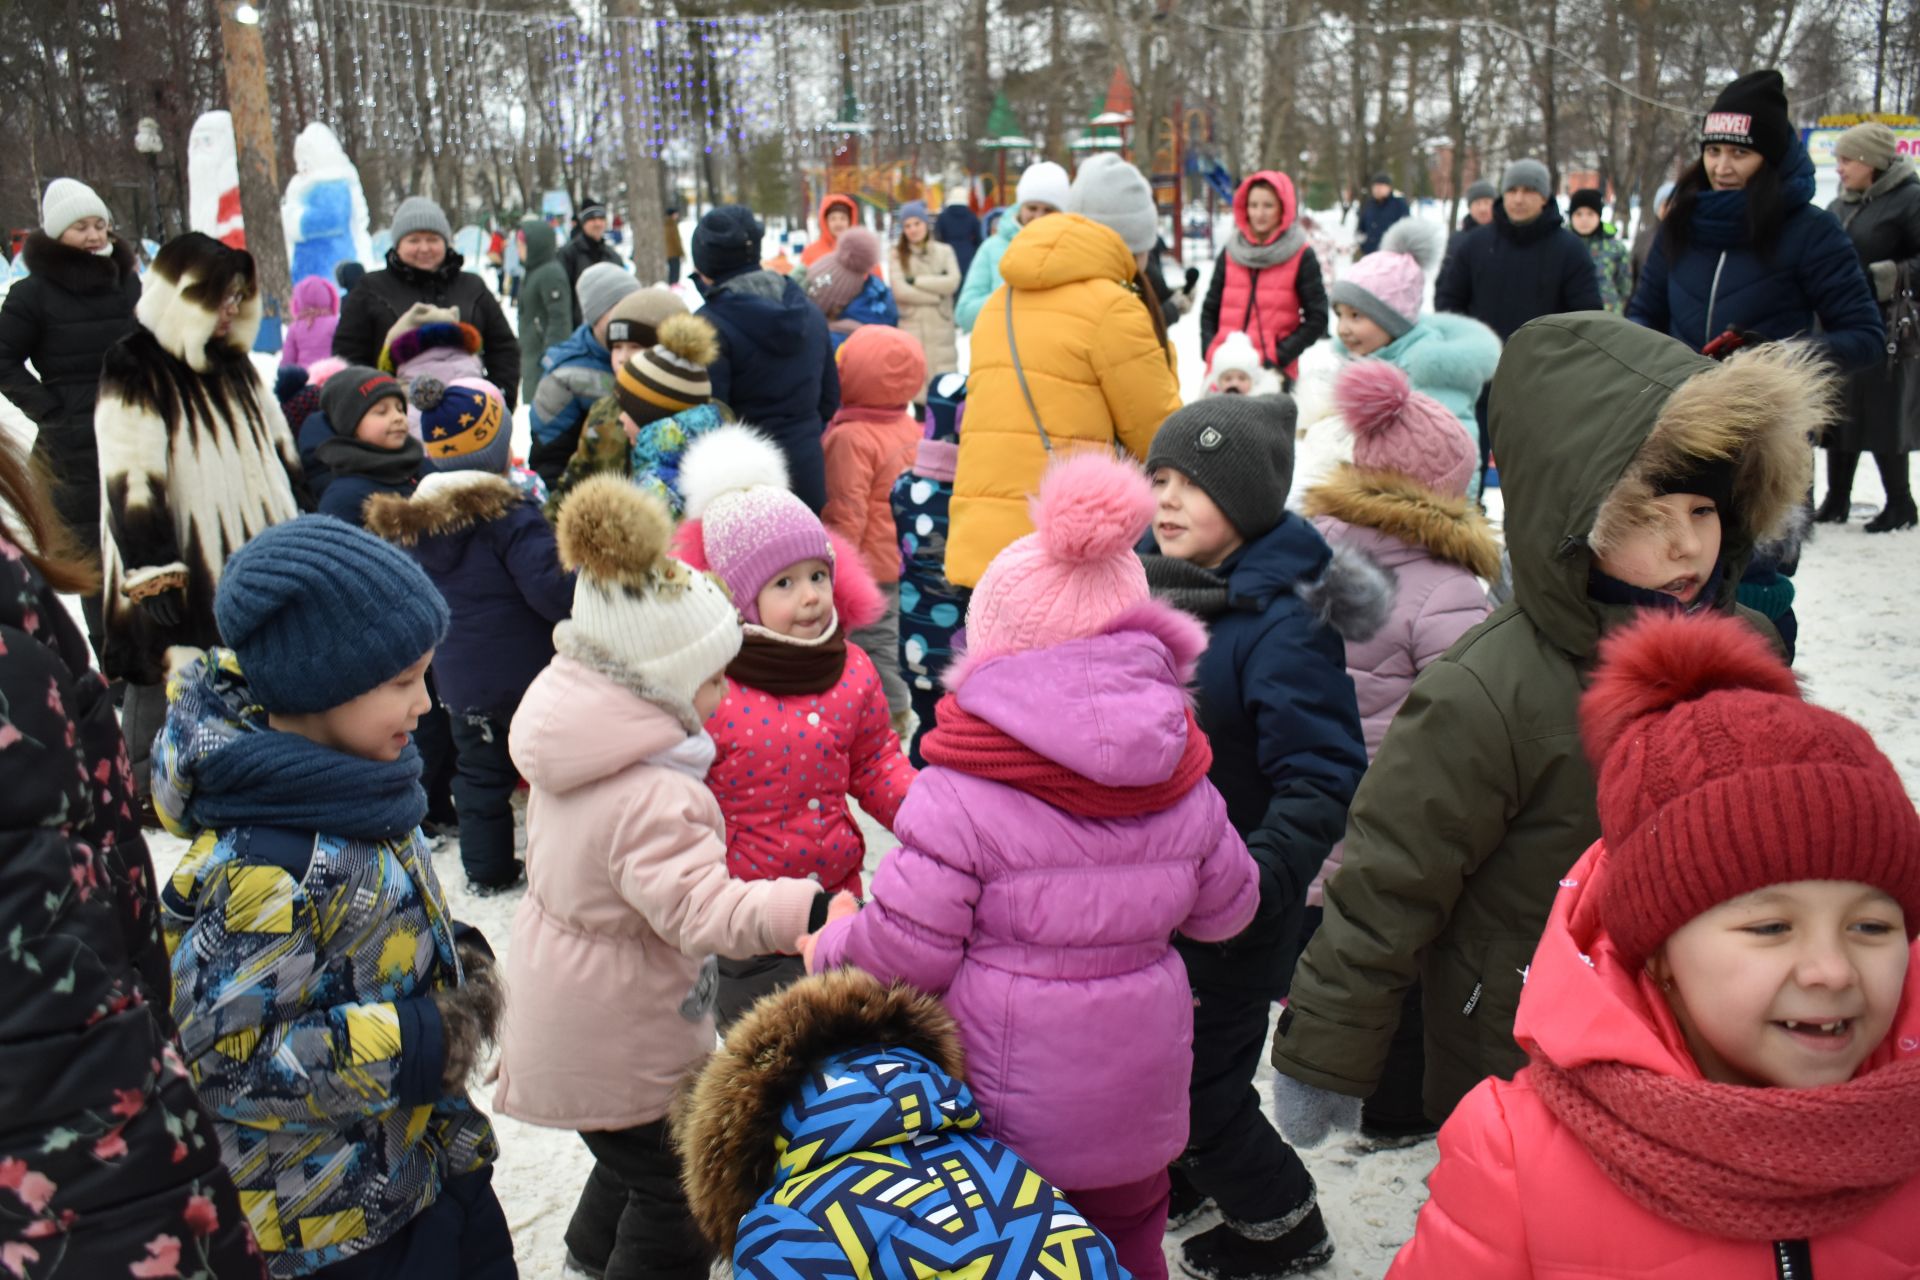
left=715, top=953, right=806, bottom=1032
left=1180, top=988, right=1313, bottom=1228
left=1474, top=383, right=1493, bottom=494
left=666, top=256, right=683, bottom=286
left=1827, top=448, right=1912, bottom=505
left=567, top=1120, right=711, bottom=1280
left=122, top=681, right=169, bottom=802
left=310, top=1167, right=516, bottom=1280
left=417, top=668, right=459, bottom=826
left=449, top=708, right=520, bottom=885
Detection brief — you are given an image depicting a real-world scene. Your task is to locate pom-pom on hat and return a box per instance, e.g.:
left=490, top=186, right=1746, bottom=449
left=804, top=227, right=882, bottom=316
left=552, top=476, right=741, bottom=732
left=1328, top=217, right=1445, bottom=339
left=1580, top=611, right=1920, bottom=969
left=616, top=313, right=719, bottom=429
left=415, top=377, right=511, bottom=475
left=835, top=324, right=926, bottom=410
left=964, top=453, right=1157, bottom=663
left=1335, top=359, right=1478, bottom=498
left=678, top=425, right=833, bottom=627
left=216, top=515, right=449, bottom=715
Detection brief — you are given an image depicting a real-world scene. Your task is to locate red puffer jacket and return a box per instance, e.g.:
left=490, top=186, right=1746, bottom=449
left=1201, top=170, right=1326, bottom=381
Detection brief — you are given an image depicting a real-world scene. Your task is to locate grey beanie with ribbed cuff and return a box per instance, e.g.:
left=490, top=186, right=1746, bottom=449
left=389, top=196, right=453, bottom=243
left=1327, top=279, right=1416, bottom=340
left=1145, top=394, right=1298, bottom=540
left=1500, top=159, right=1552, bottom=198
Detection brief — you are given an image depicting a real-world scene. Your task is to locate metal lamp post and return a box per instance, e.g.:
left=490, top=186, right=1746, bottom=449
left=134, top=117, right=164, bottom=241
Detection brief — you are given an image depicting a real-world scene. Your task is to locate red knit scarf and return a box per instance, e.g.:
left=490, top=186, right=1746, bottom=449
left=919, top=694, right=1213, bottom=819
left=1529, top=1054, right=1920, bottom=1240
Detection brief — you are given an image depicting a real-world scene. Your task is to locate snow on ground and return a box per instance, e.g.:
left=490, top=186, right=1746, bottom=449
left=12, top=237, right=1919, bottom=1277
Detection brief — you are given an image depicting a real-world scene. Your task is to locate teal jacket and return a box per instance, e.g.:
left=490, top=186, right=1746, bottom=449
left=954, top=212, right=1022, bottom=333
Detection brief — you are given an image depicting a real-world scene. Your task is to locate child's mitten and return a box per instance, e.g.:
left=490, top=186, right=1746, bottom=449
left=1269, top=1074, right=1362, bottom=1148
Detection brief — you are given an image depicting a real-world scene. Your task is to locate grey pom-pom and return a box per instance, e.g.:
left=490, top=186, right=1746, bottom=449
left=411, top=376, right=445, bottom=411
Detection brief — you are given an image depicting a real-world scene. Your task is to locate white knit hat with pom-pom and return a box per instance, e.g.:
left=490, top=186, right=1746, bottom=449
left=552, top=474, right=742, bottom=730
left=678, top=424, right=833, bottom=626
left=965, top=452, right=1156, bottom=663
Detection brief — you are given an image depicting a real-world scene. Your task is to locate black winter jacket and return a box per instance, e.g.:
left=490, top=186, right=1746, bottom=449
left=1435, top=202, right=1602, bottom=339
left=0, top=232, right=140, bottom=429
left=332, top=248, right=521, bottom=407
left=555, top=229, right=627, bottom=327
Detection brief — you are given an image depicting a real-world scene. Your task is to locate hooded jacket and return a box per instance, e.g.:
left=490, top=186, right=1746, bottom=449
left=954, top=209, right=1022, bottom=333
left=945, top=214, right=1182, bottom=588
left=1272, top=313, right=1822, bottom=1121
left=697, top=269, right=841, bottom=511
left=824, top=329, right=929, bottom=585
left=528, top=323, right=617, bottom=485
left=1629, top=144, right=1884, bottom=370
left=801, top=194, right=882, bottom=275
left=1200, top=171, right=1329, bottom=381
left=281, top=274, right=340, bottom=367
left=1389, top=842, right=1920, bottom=1278
left=1434, top=199, right=1603, bottom=340
left=810, top=602, right=1261, bottom=1190
left=676, top=972, right=1131, bottom=1280
left=494, top=655, right=820, bottom=1131
left=333, top=245, right=521, bottom=408
left=365, top=472, right=575, bottom=719
left=0, top=536, right=261, bottom=1278
left=517, top=219, right=570, bottom=405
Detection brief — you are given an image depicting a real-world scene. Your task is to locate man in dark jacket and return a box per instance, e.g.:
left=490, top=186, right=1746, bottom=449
left=556, top=200, right=625, bottom=327
left=692, top=204, right=840, bottom=512
left=934, top=195, right=983, bottom=280
left=1441, top=178, right=1497, bottom=275
left=333, top=196, right=522, bottom=408
left=1356, top=173, right=1410, bottom=255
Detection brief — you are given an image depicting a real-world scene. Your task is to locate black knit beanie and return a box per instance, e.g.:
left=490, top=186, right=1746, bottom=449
left=1145, top=395, right=1297, bottom=540
left=1701, top=70, right=1794, bottom=168
left=1569, top=188, right=1606, bottom=216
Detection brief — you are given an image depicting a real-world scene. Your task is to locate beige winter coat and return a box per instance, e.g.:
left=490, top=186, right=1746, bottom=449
left=889, top=239, right=961, bottom=399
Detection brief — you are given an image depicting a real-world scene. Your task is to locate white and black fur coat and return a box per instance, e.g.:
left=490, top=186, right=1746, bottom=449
left=95, top=233, right=306, bottom=685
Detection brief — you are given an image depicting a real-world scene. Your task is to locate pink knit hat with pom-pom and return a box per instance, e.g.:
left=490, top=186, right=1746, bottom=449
left=964, top=453, right=1156, bottom=662
left=1327, top=217, right=1445, bottom=340
left=674, top=423, right=833, bottom=626
left=1336, top=358, right=1478, bottom=498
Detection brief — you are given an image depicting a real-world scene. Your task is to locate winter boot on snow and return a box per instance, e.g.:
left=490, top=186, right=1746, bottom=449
left=1177, top=1192, right=1333, bottom=1280
left=1165, top=1164, right=1216, bottom=1232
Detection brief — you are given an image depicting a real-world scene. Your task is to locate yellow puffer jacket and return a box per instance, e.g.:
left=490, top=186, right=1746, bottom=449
left=944, top=214, right=1182, bottom=587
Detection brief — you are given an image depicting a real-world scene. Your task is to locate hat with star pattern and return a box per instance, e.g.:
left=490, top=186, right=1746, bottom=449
left=414, top=376, right=511, bottom=475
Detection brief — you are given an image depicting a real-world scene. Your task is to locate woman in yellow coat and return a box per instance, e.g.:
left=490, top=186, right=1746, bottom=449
left=946, top=155, right=1183, bottom=588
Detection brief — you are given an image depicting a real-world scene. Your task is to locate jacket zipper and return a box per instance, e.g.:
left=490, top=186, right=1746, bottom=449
left=1704, top=250, right=1728, bottom=344
left=1774, top=1238, right=1812, bottom=1278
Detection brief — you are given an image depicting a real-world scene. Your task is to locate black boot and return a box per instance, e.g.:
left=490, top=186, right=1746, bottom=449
left=1865, top=453, right=1917, bottom=533
left=1865, top=493, right=1918, bottom=533
left=1814, top=448, right=1859, bottom=522
left=1178, top=1200, right=1334, bottom=1280
left=1166, top=1164, right=1216, bottom=1232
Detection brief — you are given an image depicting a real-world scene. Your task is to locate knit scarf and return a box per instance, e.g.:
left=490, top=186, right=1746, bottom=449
left=316, top=433, right=426, bottom=488
left=1530, top=1054, right=1920, bottom=1240
left=1140, top=554, right=1233, bottom=619
left=1685, top=148, right=1816, bottom=250
left=727, top=620, right=847, bottom=695
left=920, top=694, right=1212, bottom=819
left=1226, top=221, right=1307, bottom=271
left=185, top=732, right=428, bottom=842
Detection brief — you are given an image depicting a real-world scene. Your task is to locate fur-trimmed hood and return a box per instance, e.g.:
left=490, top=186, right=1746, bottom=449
left=21, top=229, right=139, bottom=295
left=134, top=232, right=261, bottom=371
left=1302, top=464, right=1503, bottom=581
left=363, top=470, right=520, bottom=546
left=673, top=971, right=966, bottom=1251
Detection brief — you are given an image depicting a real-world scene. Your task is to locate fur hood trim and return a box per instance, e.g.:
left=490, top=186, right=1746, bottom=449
left=21, top=230, right=138, bottom=293
left=942, top=595, right=1208, bottom=694
left=673, top=971, right=965, bottom=1252
left=1302, top=464, right=1504, bottom=580
left=363, top=472, right=520, bottom=546
left=135, top=233, right=261, bottom=371
left=1298, top=540, right=1396, bottom=644
left=1591, top=340, right=1833, bottom=558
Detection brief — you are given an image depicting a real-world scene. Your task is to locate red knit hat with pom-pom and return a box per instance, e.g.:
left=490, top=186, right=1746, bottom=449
left=1582, top=611, right=1920, bottom=967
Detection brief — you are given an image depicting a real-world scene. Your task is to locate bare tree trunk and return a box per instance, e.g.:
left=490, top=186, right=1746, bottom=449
left=218, top=0, right=289, bottom=342
left=608, top=0, right=667, bottom=283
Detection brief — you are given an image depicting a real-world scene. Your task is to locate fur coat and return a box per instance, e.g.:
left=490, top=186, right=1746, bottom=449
left=95, top=234, right=306, bottom=685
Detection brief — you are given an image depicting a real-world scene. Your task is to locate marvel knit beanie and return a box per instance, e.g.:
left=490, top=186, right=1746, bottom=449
left=1146, top=395, right=1296, bottom=540
left=1463, top=179, right=1498, bottom=204
left=1500, top=159, right=1552, bottom=198
left=1569, top=188, right=1606, bottom=216
left=1014, top=161, right=1071, bottom=211
left=320, top=365, right=407, bottom=437
left=1328, top=218, right=1444, bottom=339
left=552, top=476, right=742, bottom=729
left=1581, top=611, right=1920, bottom=969
left=389, top=196, right=453, bottom=243
left=1335, top=359, right=1477, bottom=498
left=835, top=324, right=926, bottom=410
left=216, top=515, right=449, bottom=715
left=577, top=262, right=641, bottom=331
left=41, top=178, right=111, bottom=237
left=691, top=204, right=765, bottom=280
left=1067, top=154, right=1159, bottom=254
left=677, top=425, right=832, bottom=627
left=415, top=377, right=511, bottom=475
left=1835, top=121, right=1899, bottom=171
left=604, top=286, right=689, bottom=350
left=1701, top=70, right=1795, bottom=169
left=616, top=314, right=719, bottom=430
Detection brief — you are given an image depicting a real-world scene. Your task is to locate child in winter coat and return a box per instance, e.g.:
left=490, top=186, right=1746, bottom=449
left=281, top=273, right=339, bottom=366
left=1138, top=396, right=1378, bottom=1279
left=673, top=425, right=916, bottom=1025
left=493, top=476, right=834, bottom=1280
left=1568, top=188, right=1634, bottom=313
left=1392, top=610, right=1920, bottom=1278
left=890, top=374, right=969, bottom=765
left=1204, top=329, right=1282, bottom=397
left=1200, top=170, right=1330, bottom=391
left=823, top=324, right=929, bottom=732
left=1268, top=313, right=1830, bottom=1153
left=676, top=970, right=1132, bottom=1280
left=804, top=452, right=1264, bottom=1280
left=157, top=516, right=509, bottom=1279
left=310, top=365, right=425, bottom=525
left=367, top=379, right=573, bottom=894
left=805, top=226, right=899, bottom=349
left=528, top=265, right=647, bottom=486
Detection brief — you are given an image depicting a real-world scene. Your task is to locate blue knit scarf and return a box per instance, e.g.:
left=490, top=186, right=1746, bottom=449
left=186, top=733, right=428, bottom=842
left=1685, top=145, right=1815, bottom=250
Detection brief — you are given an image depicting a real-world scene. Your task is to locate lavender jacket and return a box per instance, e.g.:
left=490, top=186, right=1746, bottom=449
left=812, top=602, right=1260, bottom=1190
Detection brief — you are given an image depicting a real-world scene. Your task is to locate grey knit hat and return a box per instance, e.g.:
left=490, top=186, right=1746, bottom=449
left=1835, top=122, right=1898, bottom=171
left=1068, top=154, right=1159, bottom=255
left=1145, top=394, right=1298, bottom=540
left=577, top=261, right=641, bottom=331
left=1500, top=159, right=1552, bottom=199
left=1464, top=179, right=1498, bottom=204
left=389, top=196, right=453, bottom=243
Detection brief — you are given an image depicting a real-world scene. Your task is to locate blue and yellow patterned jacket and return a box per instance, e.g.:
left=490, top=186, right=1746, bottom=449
left=678, top=970, right=1130, bottom=1280
left=155, top=650, right=496, bottom=1277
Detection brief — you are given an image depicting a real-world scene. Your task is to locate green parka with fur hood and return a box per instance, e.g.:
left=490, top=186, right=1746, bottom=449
left=1271, top=313, right=1830, bottom=1121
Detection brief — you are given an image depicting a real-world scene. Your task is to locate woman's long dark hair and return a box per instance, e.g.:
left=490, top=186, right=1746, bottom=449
left=1661, top=155, right=1787, bottom=261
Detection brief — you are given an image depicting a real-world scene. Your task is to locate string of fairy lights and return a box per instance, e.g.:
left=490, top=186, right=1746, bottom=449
left=311, top=0, right=961, bottom=177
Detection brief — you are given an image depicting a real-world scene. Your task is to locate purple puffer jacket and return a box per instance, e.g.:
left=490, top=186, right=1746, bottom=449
left=811, top=601, right=1259, bottom=1191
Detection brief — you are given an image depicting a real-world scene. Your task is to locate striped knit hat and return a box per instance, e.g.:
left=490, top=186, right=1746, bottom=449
left=616, top=313, right=721, bottom=429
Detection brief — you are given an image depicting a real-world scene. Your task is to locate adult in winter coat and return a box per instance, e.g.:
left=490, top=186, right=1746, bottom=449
left=333, top=197, right=521, bottom=408
left=94, top=233, right=306, bottom=802
left=935, top=192, right=984, bottom=280
left=691, top=204, right=841, bottom=512
left=1817, top=120, right=1920, bottom=532
left=1356, top=174, right=1410, bottom=255
left=1269, top=313, right=1824, bottom=1131
left=948, top=157, right=1182, bottom=589
left=1627, top=70, right=1882, bottom=372
left=0, top=436, right=263, bottom=1278
left=280, top=274, right=339, bottom=366
left=954, top=161, right=1071, bottom=332
left=517, top=217, right=571, bottom=406
left=888, top=200, right=962, bottom=403
left=556, top=200, right=626, bottom=328
left=1200, top=170, right=1329, bottom=388
left=1435, top=160, right=1603, bottom=342
left=1568, top=189, right=1634, bottom=313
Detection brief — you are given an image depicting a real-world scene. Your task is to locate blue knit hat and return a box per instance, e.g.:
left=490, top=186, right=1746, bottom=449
left=216, top=516, right=450, bottom=714
left=415, top=377, right=512, bottom=475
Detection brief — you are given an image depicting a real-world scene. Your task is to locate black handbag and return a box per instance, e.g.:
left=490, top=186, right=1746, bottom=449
left=1888, top=262, right=1920, bottom=368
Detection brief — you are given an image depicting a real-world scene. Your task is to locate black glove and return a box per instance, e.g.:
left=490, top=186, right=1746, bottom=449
left=1182, top=266, right=1200, bottom=293
left=140, top=587, right=187, bottom=630
left=432, top=941, right=504, bottom=1091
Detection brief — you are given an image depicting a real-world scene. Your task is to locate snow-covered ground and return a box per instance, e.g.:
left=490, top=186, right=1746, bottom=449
left=9, top=222, right=1917, bottom=1278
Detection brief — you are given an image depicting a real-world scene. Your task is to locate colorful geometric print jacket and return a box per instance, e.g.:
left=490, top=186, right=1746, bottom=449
left=543, top=395, right=735, bottom=521
left=155, top=652, right=497, bottom=1277
left=677, top=971, right=1129, bottom=1280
